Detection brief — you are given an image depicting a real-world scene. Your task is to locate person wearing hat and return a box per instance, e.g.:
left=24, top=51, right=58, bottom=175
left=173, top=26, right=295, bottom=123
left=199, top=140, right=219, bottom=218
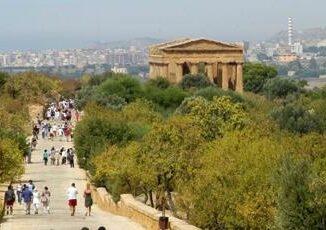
left=32, top=187, right=41, bottom=214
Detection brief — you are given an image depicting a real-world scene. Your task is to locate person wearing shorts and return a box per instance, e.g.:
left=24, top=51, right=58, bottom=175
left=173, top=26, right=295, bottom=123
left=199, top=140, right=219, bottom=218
left=67, top=183, right=78, bottom=216
left=4, top=185, right=15, bottom=215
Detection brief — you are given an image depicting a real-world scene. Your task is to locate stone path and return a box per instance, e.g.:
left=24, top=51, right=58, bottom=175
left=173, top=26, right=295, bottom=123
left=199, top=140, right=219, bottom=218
left=0, top=121, right=145, bottom=230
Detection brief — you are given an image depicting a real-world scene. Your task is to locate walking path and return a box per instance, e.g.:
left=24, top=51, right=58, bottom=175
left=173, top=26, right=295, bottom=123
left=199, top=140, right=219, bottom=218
left=1, top=123, right=145, bottom=230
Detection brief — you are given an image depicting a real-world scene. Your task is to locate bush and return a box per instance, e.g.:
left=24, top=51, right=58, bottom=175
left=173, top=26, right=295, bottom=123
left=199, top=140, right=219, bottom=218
left=244, top=63, right=278, bottom=93
left=147, top=77, right=170, bottom=89
left=96, top=76, right=142, bottom=103
left=263, top=77, right=302, bottom=100
left=142, top=85, right=188, bottom=110
left=271, top=103, right=324, bottom=134
left=194, top=86, right=245, bottom=103
left=180, top=74, right=212, bottom=90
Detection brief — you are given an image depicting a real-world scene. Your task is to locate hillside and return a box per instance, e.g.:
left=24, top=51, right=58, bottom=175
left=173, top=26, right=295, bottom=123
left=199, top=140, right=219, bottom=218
left=268, top=26, right=326, bottom=43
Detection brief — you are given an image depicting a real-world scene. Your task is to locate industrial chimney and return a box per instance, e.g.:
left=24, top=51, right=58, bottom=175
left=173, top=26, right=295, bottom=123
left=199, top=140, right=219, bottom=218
left=288, top=17, right=293, bottom=46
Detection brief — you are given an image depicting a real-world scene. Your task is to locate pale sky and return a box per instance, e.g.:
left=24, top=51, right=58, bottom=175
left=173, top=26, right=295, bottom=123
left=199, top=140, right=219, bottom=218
left=0, top=0, right=325, bottom=50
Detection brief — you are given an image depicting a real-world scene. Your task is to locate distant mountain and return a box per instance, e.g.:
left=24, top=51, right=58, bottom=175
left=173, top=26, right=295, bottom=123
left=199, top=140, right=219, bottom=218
left=89, top=37, right=164, bottom=49
left=268, top=27, right=326, bottom=44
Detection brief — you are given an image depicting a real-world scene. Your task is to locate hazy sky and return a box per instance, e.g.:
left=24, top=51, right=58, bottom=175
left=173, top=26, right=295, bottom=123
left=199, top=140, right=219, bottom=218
left=0, top=0, right=325, bottom=51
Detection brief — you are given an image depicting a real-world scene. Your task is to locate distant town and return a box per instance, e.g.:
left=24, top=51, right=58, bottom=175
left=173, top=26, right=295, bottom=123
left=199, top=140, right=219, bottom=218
left=1, top=20, right=326, bottom=82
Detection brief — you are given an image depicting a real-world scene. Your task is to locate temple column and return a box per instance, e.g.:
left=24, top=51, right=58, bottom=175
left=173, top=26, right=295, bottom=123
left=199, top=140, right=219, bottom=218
left=161, top=64, right=168, bottom=78
left=236, top=63, right=243, bottom=93
left=176, top=64, right=183, bottom=83
left=190, top=63, right=198, bottom=75
left=222, top=63, right=229, bottom=90
left=206, top=63, right=214, bottom=82
left=149, top=63, right=155, bottom=79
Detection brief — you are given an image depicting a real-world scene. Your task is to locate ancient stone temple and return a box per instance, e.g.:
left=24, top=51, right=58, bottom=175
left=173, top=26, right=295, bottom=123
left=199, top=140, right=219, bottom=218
left=149, top=38, right=244, bottom=92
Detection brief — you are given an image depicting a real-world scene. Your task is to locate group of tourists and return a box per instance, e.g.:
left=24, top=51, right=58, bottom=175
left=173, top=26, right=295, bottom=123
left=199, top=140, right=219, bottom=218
left=5, top=180, right=51, bottom=215
left=42, top=146, right=75, bottom=167
left=66, top=182, right=93, bottom=217
left=4, top=99, right=96, bottom=225
left=45, top=100, right=75, bottom=121
left=5, top=181, right=93, bottom=217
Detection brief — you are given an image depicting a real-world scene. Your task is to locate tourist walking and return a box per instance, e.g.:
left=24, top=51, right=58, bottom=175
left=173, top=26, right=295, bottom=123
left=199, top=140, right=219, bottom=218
left=22, top=184, right=33, bottom=215
left=83, top=183, right=93, bottom=216
left=55, top=150, right=61, bottom=166
left=41, top=186, right=51, bottom=214
left=28, top=180, right=35, bottom=192
left=67, top=183, right=78, bottom=216
left=16, top=181, right=23, bottom=205
left=43, top=149, right=49, bottom=166
left=68, top=148, right=75, bottom=168
left=4, top=185, right=15, bottom=215
left=32, top=187, right=41, bottom=214
left=62, top=148, right=67, bottom=165
left=50, top=147, right=56, bottom=165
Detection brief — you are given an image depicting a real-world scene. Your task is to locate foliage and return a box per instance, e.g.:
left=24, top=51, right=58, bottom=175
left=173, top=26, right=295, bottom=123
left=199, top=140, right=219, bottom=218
left=274, top=155, right=326, bottom=229
left=0, top=129, right=29, bottom=155
left=74, top=104, right=136, bottom=168
left=0, top=72, right=9, bottom=90
left=91, top=93, right=126, bottom=110
left=147, top=77, right=170, bottom=89
left=271, top=103, right=324, bottom=134
left=142, top=84, right=189, bottom=110
left=0, top=139, right=24, bottom=183
left=96, top=76, right=142, bottom=103
left=75, top=85, right=95, bottom=109
left=180, top=74, right=212, bottom=90
left=244, top=63, right=278, bottom=93
left=3, top=71, right=62, bottom=103
left=179, top=128, right=285, bottom=229
left=263, top=77, right=303, bottom=100
left=176, top=96, right=248, bottom=140
left=194, top=86, right=245, bottom=103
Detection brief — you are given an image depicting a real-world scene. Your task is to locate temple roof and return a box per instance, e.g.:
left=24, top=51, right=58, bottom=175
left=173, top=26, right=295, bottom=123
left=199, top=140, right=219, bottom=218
left=150, top=38, right=242, bottom=51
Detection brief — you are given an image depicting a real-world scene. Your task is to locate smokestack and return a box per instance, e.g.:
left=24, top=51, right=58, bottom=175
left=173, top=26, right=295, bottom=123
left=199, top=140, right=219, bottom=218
left=288, top=17, right=293, bottom=46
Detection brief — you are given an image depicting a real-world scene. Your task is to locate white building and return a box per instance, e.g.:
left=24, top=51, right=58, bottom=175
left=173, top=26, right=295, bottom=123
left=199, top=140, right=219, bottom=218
left=111, top=66, right=128, bottom=74
left=317, top=40, right=326, bottom=47
left=291, top=42, right=303, bottom=55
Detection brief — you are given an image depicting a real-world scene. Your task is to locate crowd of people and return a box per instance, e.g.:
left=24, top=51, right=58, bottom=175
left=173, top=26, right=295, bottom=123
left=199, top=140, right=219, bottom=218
left=4, top=99, right=96, bottom=224
left=5, top=180, right=51, bottom=215
left=5, top=180, right=93, bottom=218
left=27, top=99, right=78, bottom=163
left=43, top=147, right=75, bottom=167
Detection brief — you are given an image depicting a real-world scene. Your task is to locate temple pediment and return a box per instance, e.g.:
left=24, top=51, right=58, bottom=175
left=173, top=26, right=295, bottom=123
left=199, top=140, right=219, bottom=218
left=150, top=38, right=242, bottom=53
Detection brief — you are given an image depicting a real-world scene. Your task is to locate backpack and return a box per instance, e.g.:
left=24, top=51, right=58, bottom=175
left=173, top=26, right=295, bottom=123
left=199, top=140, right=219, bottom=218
left=5, top=190, right=15, bottom=202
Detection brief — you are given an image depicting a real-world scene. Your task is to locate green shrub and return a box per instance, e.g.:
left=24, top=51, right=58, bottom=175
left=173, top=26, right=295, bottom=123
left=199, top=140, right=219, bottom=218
left=180, top=74, right=212, bottom=90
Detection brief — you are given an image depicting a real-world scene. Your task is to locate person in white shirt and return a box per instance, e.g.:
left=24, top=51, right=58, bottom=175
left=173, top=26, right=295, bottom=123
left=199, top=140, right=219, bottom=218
left=67, top=183, right=78, bottom=216
left=32, top=188, right=41, bottom=214
left=62, top=148, right=67, bottom=165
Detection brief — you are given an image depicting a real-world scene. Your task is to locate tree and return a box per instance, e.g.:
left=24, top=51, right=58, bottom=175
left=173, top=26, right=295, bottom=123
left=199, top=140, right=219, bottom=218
left=178, top=127, right=286, bottom=229
left=274, top=156, right=313, bottom=229
left=288, top=61, right=302, bottom=72
left=263, top=77, right=302, bottom=100
left=74, top=104, right=136, bottom=169
left=147, top=77, right=170, bottom=89
left=96, top=76, right=142, bottom=103
left=4, top=72, right=61, bottom=103
left=180, top=74, right=212, bottom=90
left=309, top=58, right=318, bottom=70
left=0, top=72, right=9, bottom=90
left=176, top=96, right=248, bottom=140
left=271, top=103, right=324, bottom=134
left=194, top=86, right=245, bottom=103
left=0, top=139, right=24, bottom=183
left=244, top=63, right=278, bottom=93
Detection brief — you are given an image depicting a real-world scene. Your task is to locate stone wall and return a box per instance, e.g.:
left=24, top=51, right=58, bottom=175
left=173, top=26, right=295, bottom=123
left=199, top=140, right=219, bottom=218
left=90, top=185, right=200, bottom=230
